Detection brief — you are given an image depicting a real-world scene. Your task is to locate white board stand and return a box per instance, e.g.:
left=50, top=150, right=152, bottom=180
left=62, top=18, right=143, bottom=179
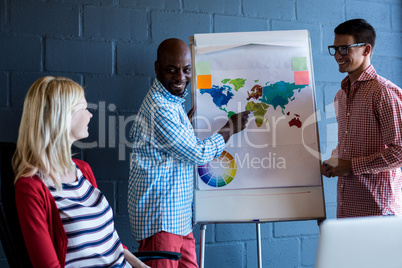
left=198, top=223, right=263, bottom=268
left=190, top=30, right=326, bottom=266
left=194, top=186, right=325, bottom=266
left=256, top=222, right=262, bottom=267
left=199, top=224, right=207, bottom=268
left=198, top=223, right=263, bottom=267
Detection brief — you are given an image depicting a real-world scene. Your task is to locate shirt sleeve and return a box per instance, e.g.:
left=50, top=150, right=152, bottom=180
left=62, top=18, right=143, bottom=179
left=352, top=84, right=402, bottom=175
left=331, top=92, right=341, bottom=159
left=15, top=178, right=62, bottom=268
left=151, top=104, right=225, bottom=165
left=331, top=145, right=339, bottom=159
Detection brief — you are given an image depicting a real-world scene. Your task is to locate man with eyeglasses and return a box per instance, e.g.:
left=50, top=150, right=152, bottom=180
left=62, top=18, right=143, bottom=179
left=321, top=19, right=402, bottom=218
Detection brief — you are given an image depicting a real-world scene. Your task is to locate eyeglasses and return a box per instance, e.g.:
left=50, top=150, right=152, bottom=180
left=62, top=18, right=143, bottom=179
left=328, top=43, right=366, bottom=56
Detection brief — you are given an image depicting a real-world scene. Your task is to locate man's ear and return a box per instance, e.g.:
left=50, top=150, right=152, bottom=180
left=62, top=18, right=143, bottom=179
left=154, top=61, right=159, bottom=76
left=363, top=44, right=372, bottom=56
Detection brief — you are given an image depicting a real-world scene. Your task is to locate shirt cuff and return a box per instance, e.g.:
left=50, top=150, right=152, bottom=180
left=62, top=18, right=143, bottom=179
left=351, top=156, right=366, bottom=175
left=211, top=133, right=226, bottom=158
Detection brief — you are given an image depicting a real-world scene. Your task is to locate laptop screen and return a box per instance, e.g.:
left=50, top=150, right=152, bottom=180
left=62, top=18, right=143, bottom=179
left=315, top=216, right=402, bottom=268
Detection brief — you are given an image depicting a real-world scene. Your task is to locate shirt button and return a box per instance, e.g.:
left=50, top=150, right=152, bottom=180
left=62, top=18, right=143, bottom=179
left=340, top=202, right=343, bottom=205
left=347, top=113, right=350, bottom=116
left=345, top=131, right=348, bottom=134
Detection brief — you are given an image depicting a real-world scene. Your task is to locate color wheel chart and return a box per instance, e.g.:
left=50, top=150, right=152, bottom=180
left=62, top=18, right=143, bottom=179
left=198, top=151, right=237, bottom=187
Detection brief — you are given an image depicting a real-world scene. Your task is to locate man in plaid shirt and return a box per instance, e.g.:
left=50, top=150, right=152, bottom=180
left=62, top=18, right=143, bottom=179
left=321, top=19, right=402, bottom=218
left=128, top=38, right=250, bottom=267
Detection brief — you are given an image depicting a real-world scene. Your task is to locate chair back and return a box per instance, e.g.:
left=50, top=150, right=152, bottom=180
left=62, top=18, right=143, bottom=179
left=0, top=142, right=32, bottom=267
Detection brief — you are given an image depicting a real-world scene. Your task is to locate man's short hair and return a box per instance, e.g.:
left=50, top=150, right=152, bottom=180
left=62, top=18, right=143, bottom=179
left=334, top=19, right=376, bottom=49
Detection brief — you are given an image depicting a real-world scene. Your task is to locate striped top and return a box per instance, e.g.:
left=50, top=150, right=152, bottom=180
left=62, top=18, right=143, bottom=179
left=332, top=65, right=402, bottom=218
left=128, top=78, right=225, bottom=240
left=46, top=167, right=131, bottom=268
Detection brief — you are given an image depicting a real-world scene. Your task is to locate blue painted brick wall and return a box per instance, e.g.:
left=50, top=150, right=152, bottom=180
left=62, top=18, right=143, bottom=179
left=0, top=72, right=6, bottom=107
left=46, top=39, right=113, bottom=73
left=1, top=0, right=401, bottom=267
left=83, top=6, right=149, bottom=40
left=0, top=35, right=42, bottom=71
left=9, top=1, right=79, bottom=36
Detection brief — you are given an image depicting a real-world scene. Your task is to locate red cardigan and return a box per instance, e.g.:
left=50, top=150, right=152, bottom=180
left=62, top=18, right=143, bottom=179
left=15, top=159, right=125, bottom=268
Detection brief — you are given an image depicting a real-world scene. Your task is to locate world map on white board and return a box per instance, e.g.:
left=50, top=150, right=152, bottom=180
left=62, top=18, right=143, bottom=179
left=192, top=31, right=322, bottom=191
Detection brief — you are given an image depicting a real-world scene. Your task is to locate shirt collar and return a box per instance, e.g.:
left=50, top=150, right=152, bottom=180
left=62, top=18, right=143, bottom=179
left=153, top=78, right=188, bottom=104
left=341, top=65, right=376, bottom=92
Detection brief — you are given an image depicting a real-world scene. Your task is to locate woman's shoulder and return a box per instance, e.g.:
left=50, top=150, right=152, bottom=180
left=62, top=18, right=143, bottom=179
left=16, top=175, right=43, bottom=186
left=72, top=158, right=89, bottom=168
left=73, top=158, right=94, bottom=175
left=72, top=158, right=97, bottom=187
left=15, top=175, right=46, bottom=195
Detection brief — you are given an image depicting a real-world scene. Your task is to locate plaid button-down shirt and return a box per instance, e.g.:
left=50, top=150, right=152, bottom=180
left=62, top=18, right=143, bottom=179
left=128, top=79, right=225, bottom=240
left=332, top=65, right=402, bottom=218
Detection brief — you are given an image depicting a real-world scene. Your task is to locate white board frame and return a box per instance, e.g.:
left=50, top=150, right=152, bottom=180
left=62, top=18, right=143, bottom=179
left=190, top=30, right=326, bottom=224
left=194, top=186, right=325, bottom=223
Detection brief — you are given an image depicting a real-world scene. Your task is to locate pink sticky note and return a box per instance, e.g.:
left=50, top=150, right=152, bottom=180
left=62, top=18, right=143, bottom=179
left=294, top=71, right=309, bottom=85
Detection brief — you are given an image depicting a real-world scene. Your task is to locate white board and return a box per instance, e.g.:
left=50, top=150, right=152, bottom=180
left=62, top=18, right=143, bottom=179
left=191, top=30, right=325, bottom=223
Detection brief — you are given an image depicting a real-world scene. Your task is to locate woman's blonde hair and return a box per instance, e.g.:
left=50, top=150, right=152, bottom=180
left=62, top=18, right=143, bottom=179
left=12, top=76, right=85, bottom=188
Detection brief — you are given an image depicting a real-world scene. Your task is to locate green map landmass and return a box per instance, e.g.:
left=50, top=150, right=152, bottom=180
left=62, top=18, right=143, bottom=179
left=221, top=79, right=231, bottom=84
left=219, top=107, right=237, bottom=118
left=245, top=101, right=270, bottom=127
left=222, top=78, right=246, bottom=91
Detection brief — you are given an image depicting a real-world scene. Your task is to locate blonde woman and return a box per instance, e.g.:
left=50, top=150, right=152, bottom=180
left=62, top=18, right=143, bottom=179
left=12, top=76, right=149, bottom=268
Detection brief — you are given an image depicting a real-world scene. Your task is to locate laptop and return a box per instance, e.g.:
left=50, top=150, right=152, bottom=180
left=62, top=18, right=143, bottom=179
left=315, top=216, right=402, bottom=268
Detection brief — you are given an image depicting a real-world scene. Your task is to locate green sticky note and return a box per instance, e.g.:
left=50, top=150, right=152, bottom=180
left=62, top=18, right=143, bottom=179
left=196, top=61, right=211, bottom=75
left=292, top=57, right=307, bottom=71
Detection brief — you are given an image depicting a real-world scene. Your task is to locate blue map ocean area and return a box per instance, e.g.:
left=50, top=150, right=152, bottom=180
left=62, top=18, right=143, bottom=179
left=200, top=85, right=234, bottom=107
left=259, top=81, right=307, bottom=111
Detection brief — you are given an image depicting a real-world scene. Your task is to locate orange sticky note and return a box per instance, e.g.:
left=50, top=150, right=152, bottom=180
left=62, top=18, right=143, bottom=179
left=197, top=75, right=212, bottom=89
left=294, top=71, right=309, bottom=85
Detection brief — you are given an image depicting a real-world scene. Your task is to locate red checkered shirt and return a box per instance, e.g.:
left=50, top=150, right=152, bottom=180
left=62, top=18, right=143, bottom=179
left=332, top=65, right=402, bottom=218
